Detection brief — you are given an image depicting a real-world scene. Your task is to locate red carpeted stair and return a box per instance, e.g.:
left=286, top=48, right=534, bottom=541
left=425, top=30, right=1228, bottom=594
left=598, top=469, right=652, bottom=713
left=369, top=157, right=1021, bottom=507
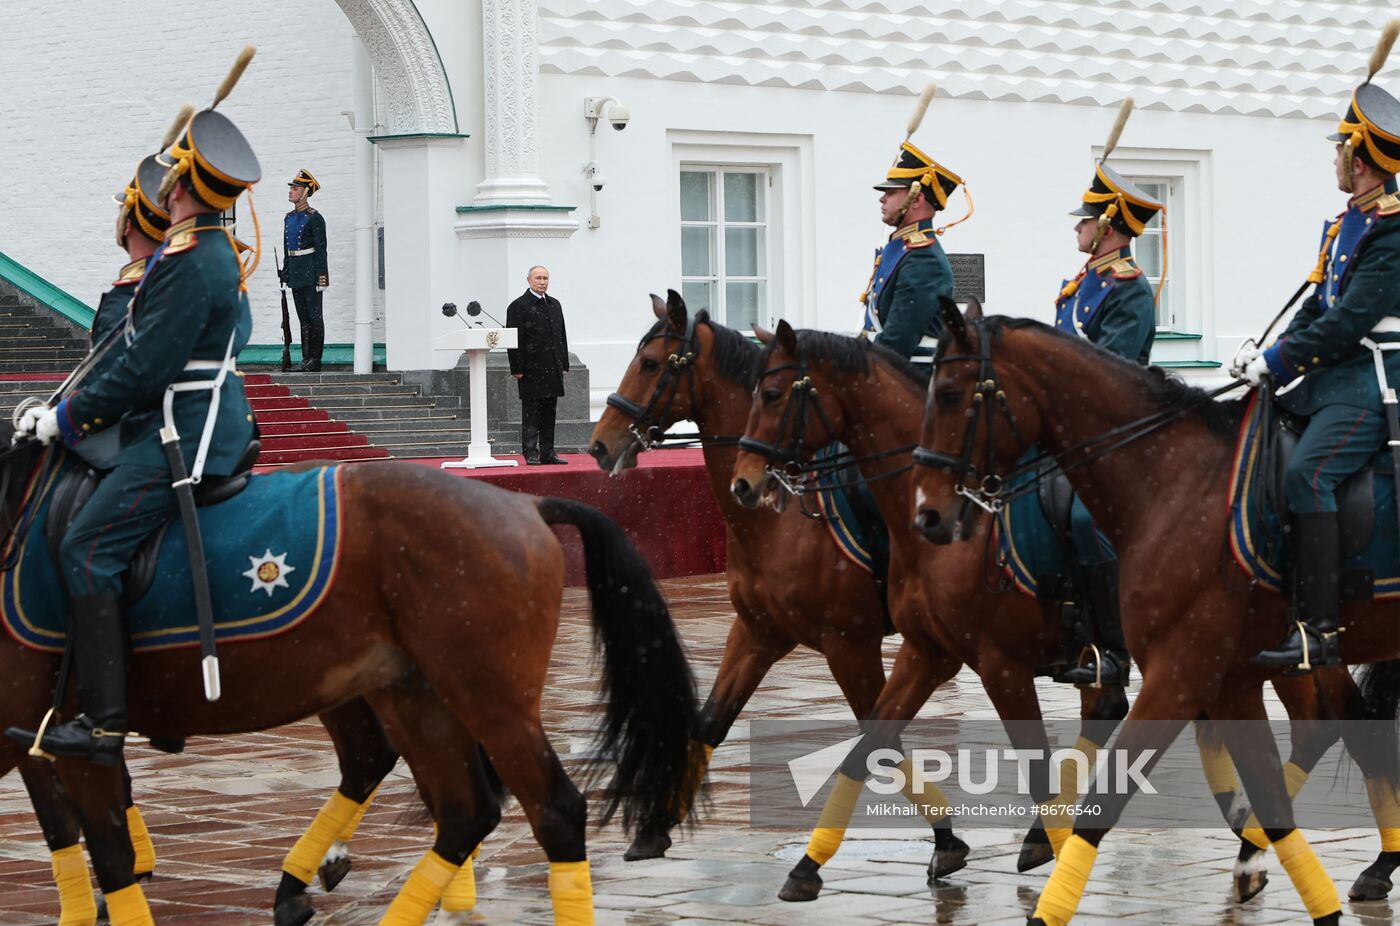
left=241, top=373, right=391, bottom=465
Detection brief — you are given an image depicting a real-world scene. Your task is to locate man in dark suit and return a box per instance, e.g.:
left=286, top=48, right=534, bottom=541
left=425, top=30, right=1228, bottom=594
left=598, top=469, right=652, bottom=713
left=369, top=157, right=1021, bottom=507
left=506, top=265, right=570, bottom=464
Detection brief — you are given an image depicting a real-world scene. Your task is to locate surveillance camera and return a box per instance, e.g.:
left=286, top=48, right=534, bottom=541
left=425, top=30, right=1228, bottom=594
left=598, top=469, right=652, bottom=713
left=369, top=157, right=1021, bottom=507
left=608, top=105, right=630, bottom=131
left=591, top=174, right=607, bottom=192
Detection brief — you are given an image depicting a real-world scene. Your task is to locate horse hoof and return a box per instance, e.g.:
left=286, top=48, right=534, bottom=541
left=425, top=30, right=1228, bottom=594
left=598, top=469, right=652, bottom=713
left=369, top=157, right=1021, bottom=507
left=623, top=831, right=672, bottom=861
left=1017, top=835, right=1054, bottom=873
left=1349, top=871, right=1393, bottom=902
left=1235, top=868, right=1268, bottom=903
left=318, top=855, right=352, bottom=893
left=778, top=871, right=823, bottom=902
left=930, top=838, right=970, bottom=881
left=97, top=894, right=108, bottom=922
left=274, top=893, right=316, bottom=926
left=1312, top=914, right=1340, bottom=926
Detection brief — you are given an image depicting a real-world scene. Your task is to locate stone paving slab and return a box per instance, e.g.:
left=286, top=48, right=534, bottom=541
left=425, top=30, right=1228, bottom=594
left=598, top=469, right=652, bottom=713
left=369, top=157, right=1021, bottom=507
left=0, top=574, right=1394, bottom=924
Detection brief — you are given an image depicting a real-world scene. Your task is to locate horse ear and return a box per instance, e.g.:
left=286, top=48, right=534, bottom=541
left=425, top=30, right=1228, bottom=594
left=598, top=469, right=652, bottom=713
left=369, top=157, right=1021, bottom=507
left=666, top=288, right=688, bottom=331
left=753, top=324, right=775, bottom=345
left=775, top=318, right=798, bottom=355
left=964, top=296, right=984, bottom=321
left=939, top=296, right=969, bottom=348
left=650, top=293, right=667, bottom=320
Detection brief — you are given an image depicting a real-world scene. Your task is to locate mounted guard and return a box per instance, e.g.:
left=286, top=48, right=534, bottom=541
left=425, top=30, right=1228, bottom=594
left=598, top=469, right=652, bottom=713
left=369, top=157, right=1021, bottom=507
left=1050, top=98, right=1164, bottom=688
left=6, top=47, right=263, bottom=766
left=1235, top=22, right=1400, bottom=672
left=861, top=83, right=971, bottom=363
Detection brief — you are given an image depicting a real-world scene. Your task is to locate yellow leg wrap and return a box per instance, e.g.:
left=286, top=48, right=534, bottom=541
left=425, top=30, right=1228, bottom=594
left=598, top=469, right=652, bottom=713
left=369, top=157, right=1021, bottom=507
left=1240, top=827, right=1271, bottom=851
left=379, top=850, right=458, bottom=926
left=1195, top=730, right=1238, bottom=796
left=336, top=786, right=378, bottom=843
left=548, top=860, right=594, bottom=926
left=804, top=773, right=863, bottom=865
left=673, top=742, right=714, bottom=824
left=104, top=884, right=155, bottom=926
left=441, top=857, right=477, bottom=914
left=1031, top=834, right=1098, bottom=926
left=283, top=791, right=362, bottom=884
left=1038, top=800, right=1074, bottom=858
left=1365, top=778, right=1400, bottom=852
left=1273, top=830, right=1340, bottom=919
left=1240, top=761, right=1310, bottom=840
left=51, top=845, right=97, bottom=926
left=897, top=757, right=951, bottom=825
left=126, top=806, right=156, bottom=878
left=1053, top=736, right=1101, bottom=806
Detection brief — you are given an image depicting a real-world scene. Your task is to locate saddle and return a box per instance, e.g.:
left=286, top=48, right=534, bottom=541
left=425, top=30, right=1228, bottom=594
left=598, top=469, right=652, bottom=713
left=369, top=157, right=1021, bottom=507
left=813, top=444, right=895, bottom=635
left=44, top=439, right=262, bottom=606
left=1266, top=411, right=1376, bottom=598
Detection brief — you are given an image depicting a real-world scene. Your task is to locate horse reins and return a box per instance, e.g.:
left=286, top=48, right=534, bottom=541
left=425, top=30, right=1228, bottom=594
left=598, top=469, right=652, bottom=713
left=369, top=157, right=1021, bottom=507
left=912, top=316, right=1247, bottom=513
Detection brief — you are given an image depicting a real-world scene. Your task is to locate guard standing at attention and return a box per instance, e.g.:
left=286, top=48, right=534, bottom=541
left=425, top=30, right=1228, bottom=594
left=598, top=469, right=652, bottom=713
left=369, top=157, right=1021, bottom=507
left=283, top=168, right=328, bottom=371
left=6, top=50, right=263, bottom=768
left=861, top=84, right=971, bottom=363
left=1052, top=98, right=1164, bottom=688
left=1237, top=23, right=1400, bottom=672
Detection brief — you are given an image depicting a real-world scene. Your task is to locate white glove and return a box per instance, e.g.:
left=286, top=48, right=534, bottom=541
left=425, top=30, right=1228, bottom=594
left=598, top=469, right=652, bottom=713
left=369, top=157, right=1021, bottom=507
left=1229, top=343, right=1261, bottom=379
left=1241, top=354, right=1272, bottom=387
left=16, top=405, right=59, bottom=444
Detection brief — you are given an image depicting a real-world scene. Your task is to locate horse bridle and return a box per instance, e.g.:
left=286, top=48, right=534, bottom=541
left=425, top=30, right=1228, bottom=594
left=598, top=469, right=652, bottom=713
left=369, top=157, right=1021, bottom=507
left=910, top=318, right=1023, bottom=513
left=605, top=313, right=703, bottom=451
left=737, top=345, right=839, bottom=475
left=911, top=316, right=1247, bottom=516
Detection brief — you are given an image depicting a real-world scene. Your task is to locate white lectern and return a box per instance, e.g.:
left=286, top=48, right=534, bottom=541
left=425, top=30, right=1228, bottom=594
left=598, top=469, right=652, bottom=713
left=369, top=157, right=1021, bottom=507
left=437, top=327, right=518, bottom=469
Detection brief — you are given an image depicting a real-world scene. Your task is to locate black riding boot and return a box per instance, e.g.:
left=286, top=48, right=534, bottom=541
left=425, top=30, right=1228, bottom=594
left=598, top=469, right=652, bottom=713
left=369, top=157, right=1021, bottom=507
left=1252, top=512, right=1341, bottom=673
left=5, top=594, right=129, bottom=766
left=1056, top=562, right=1128, bottom=688
left=303, top=325, right=323, bottom=372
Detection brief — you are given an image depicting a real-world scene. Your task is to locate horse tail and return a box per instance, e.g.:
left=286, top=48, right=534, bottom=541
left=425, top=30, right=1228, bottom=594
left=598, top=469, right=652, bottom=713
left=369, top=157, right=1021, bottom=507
left=1358, top=658, right=1400, bottom=789
left=534, top=497, right=704, bottom=835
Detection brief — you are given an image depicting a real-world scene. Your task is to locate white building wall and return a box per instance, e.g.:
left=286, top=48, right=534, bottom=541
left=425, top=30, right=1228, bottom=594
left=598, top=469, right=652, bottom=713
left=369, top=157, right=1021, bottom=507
left=0, top=0, right=381, bottom=348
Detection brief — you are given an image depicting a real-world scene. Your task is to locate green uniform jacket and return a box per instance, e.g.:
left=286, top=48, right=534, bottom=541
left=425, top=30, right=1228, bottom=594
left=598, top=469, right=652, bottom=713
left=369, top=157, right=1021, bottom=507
left=1054, top=250, right=1156, bottom=366
left=864, top=219, right=954, bottom=359
left=89, top=258, right=145, bottom=348
left=1274, top=200, right=1400, bottom=416
left=284, top=207, right=328, bottom=290
left=57, top=215, right=254, bottom=476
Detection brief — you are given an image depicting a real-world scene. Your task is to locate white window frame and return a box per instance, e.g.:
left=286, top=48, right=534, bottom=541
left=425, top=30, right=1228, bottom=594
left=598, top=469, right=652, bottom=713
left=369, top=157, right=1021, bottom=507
left=670, top=132, right=815, bottom=330
left=1119, top=175, right=1176, bottom=329
left=1098, top=149, right=1213, bottom=355
left=679, top=165, right=772, bottom=332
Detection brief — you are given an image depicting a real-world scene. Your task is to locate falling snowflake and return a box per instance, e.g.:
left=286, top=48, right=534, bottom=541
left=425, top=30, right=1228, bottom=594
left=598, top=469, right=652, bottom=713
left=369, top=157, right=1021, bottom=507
left=242, top=549, right=296, bottom=596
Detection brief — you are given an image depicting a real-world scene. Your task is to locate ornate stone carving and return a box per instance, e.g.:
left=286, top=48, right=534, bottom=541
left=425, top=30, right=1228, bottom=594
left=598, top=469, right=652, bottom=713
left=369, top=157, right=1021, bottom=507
left=335, top=0, right=456, bottom=134
left=478, top=0, right=550, bottom=205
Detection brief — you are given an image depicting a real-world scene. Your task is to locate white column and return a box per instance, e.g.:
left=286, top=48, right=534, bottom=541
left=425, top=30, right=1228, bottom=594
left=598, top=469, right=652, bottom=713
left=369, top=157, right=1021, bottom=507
left=351, top=36, right=376, bottom=374
left=474, top=0, right=551, bottom=206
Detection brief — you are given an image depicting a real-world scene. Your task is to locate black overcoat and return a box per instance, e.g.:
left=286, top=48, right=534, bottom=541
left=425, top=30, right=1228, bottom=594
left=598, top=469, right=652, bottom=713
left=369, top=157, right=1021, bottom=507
left=506, top=290, right=570, bottom=400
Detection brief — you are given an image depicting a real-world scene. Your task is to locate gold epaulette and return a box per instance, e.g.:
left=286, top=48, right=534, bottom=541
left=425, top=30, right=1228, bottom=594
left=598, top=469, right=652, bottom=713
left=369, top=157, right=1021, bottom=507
left=893, top=222, right=935, bottom=249
left=1109, top=258, right=1143, bottom=280
left=1376, top=193, right=1400, bottom=217
left=163, top=228, right=199, bottom=255
left=112, top=258, right=146, bottom=287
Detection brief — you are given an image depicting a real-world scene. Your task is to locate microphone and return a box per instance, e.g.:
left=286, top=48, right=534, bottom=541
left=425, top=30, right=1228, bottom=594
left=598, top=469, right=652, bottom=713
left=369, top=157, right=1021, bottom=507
left=442, top=301, right=505, bottom=328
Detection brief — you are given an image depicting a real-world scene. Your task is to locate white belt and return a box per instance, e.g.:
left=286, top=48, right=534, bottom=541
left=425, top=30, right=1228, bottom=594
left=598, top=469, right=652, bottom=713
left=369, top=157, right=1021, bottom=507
left=288, top=247, right=316, bottom=257
left=183, top=359, right=234, bottom=372
left=162, top=330, right=239, bottom=484
left=1372, top=316, right=1400, bottom=335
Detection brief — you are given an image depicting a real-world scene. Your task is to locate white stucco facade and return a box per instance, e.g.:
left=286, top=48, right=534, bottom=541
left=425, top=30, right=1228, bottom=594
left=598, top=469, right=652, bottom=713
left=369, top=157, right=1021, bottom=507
left=2, top=1, right=1394, bottom=411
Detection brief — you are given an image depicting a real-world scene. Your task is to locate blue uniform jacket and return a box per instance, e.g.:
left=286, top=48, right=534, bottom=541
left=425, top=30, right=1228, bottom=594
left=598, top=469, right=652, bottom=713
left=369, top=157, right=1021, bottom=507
left=861, top=218, right=954, bottom=360
left=55, top=214, right=255, bottom=476
left=1267, top=181, right=1400, bottom=415
left=1054, top=247, right=1156, bottom=365
left=284, top=207, right=328, bottom=290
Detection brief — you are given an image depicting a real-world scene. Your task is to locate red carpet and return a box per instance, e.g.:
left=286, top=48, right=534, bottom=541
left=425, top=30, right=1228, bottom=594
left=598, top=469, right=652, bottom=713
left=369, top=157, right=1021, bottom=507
left=256, top=449, right=726, bottom=583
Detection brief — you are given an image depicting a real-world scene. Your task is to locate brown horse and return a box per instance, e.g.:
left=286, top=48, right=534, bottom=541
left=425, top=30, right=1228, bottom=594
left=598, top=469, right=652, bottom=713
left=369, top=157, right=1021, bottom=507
left=729, top=319, right=1134, bottom=903
left=15, top=695, right=411, bottom=926
left=0, top=435, right=701, bottom=926
left=730, top=319, right=1355, bottom=905
left=912, top=306, right=1400, bottom=925
left=587, top=292, right=968, bottom=878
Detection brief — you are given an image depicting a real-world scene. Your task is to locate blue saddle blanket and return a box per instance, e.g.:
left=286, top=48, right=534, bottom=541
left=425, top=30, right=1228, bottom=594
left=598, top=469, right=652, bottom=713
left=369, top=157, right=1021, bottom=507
left=0, top=462, right=345, bottom=653
left=1228, top=393, right=1400, bottom=597
left=811, top=443, right=888, bottom=576
left=995, top=459, right=1070, bottom=599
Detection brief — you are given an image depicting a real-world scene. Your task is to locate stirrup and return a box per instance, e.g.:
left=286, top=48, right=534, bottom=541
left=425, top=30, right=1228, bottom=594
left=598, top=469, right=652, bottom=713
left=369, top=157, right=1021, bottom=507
left=1287, top=621, right=1340, bottom=676
left=26, top=708, right=59, bottom=762
left=1077, top=644, right=1104, bottom=690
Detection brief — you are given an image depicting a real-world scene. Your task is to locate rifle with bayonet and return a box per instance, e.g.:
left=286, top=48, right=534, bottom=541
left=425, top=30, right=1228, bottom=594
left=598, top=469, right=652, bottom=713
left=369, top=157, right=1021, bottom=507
left=274, top=246, right=292, bottom=372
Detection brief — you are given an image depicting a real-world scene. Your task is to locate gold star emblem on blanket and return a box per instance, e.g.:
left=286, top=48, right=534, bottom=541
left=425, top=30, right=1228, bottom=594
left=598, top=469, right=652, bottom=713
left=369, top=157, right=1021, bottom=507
left=243, top=549, right=296, bottom=596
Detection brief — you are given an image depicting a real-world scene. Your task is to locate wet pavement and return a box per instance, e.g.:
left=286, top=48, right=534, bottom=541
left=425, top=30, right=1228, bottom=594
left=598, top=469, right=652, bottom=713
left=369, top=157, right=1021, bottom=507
left=0, top=573, right=1394, bottom=924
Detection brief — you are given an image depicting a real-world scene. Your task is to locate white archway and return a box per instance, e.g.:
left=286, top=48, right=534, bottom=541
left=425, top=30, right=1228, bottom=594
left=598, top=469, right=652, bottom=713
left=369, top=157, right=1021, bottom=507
left=334, top=0, right=457, bottom=134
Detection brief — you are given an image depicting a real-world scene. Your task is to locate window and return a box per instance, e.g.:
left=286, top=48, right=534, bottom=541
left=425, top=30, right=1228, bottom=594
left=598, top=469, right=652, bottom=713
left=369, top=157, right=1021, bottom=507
left=679, top=167, right=769, bottom=331
left=1122, top=175, right=1175, bottom=329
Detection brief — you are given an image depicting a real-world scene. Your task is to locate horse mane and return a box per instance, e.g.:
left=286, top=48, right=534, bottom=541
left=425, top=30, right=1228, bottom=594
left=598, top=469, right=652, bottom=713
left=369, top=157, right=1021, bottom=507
left=643, top=310, right=762, bottom=387
left=765, top=329, right=932, bottom=388
left=988, top=317, right=1247, bottom=438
